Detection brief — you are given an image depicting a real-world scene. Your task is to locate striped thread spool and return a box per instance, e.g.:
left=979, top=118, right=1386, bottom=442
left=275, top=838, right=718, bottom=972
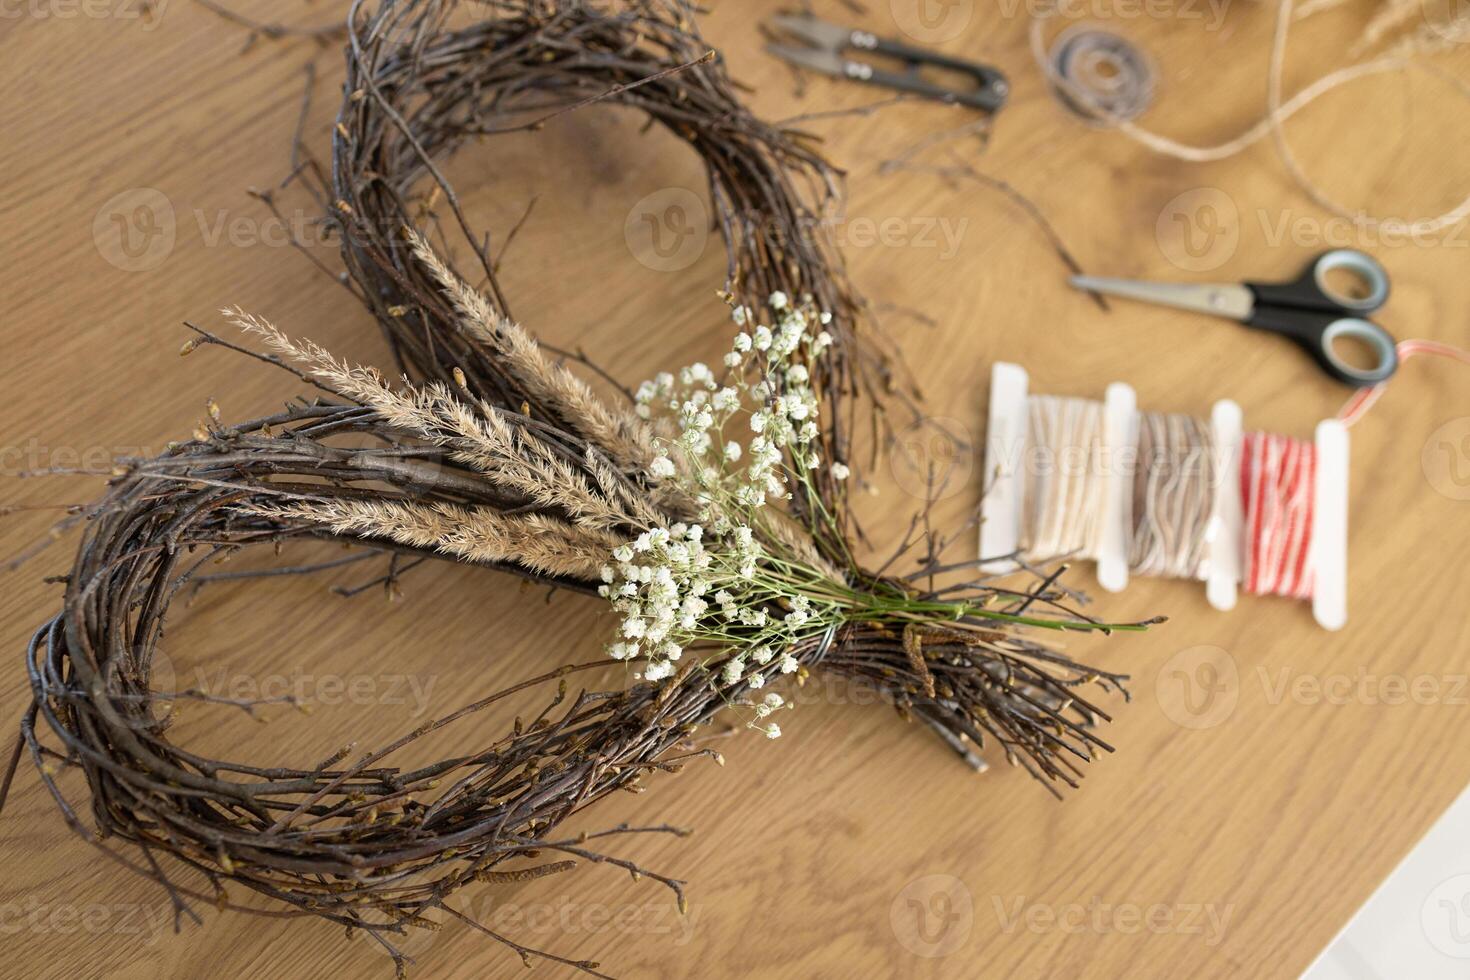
left=1240, top=431, right=1317, bottom=600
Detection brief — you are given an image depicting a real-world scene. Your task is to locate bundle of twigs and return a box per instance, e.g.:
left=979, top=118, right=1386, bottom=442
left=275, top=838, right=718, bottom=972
left=3, top=2, right=1148, bottom=976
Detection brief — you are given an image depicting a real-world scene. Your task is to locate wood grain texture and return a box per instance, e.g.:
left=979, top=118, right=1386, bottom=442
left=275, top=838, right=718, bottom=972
left=2, top=2, right=1469, bottom=977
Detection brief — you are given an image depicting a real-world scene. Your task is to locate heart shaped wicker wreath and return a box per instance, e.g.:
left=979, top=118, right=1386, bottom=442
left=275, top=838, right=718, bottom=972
left=1, top=1, right=1149, bottom=975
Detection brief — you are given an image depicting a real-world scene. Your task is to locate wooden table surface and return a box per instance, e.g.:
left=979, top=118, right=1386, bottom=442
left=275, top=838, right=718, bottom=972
left=3, top=2, right=1469, bottom=977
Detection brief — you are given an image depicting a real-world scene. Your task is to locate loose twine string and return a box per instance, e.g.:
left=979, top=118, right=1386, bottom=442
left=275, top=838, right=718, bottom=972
left=1030, top=0, right=1470, bottom=235
left=1337, top=340, right=1470, bottom=424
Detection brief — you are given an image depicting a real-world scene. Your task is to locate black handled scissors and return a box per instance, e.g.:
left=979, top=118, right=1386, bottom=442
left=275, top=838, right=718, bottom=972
left=1071, top=249, right=1399, bottom=388
left=765, top=14, right=1008, bottom=112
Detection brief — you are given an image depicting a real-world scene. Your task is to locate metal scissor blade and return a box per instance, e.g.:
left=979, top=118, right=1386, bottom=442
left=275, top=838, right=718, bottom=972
left=765, top=43, right=845, bottom=78
left=1069, top=276, right=1255, bottom=322
left=767, top=14, right=850, bottom=52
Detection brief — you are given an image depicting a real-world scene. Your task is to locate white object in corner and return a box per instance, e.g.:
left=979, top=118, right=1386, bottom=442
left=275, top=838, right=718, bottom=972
left=1301, top=782, right=1470, bottom=979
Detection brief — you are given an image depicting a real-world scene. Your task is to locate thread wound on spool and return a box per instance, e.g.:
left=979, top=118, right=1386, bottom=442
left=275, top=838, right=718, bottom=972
left=1021, top=395, right=1108, bottom=561
left=1241, top=431, right=1317, bottom=600
left=1048, top=26, right=1155, bottom=124
left=1129, top=411, right=1217, bottom=580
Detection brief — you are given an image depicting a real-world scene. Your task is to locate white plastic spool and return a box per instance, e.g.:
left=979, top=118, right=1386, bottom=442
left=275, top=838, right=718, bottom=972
left=1205, top=400, right=1243, bottom=612
left=1096, top=382, right=1137, bottom=593
left=1311, top=419, right=1349, bottom=631
left=979, top=362, right=1028, bottom=574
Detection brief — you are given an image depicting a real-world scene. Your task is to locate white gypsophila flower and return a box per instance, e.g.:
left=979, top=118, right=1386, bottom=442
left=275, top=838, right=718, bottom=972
left=602, top=293, right=840, bottom=734
left=765, top=723, right=782, bottom=739
left=680, top=362, right=712, bottom=388
left=830, top=462, right=850, bottom=481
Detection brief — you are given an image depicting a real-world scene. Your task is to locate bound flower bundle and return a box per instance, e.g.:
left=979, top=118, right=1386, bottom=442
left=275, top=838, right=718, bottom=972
left=607, top=296, right=843, bottom=698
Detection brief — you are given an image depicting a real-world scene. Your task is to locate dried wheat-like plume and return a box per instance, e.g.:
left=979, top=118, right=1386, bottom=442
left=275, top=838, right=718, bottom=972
left=224, top=307, right=674, bottom=532
left=241, top=499, right=620, bottom=579
left=407, top=228, right=660, bottom=474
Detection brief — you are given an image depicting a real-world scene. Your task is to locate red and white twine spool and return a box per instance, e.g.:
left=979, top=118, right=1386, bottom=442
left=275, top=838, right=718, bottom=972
left=1240, top=431, right=1316, bottom=600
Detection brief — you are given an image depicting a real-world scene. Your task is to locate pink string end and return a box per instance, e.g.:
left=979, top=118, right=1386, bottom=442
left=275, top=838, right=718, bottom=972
left=1338, top=339, right=1470, bottom=427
